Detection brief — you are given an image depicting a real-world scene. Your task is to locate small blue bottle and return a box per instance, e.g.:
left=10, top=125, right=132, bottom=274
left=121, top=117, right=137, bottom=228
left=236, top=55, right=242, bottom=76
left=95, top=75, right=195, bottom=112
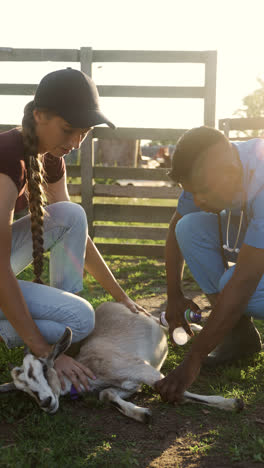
left=184, top=308, right=201, bottom=323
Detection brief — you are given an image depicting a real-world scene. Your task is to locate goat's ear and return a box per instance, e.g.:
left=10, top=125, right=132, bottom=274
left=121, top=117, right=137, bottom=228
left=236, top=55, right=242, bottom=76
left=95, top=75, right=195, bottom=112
left=0, top=382, right=17, bottom=393
left=23, top=346, right=30, bottom=357
left=48, top=327, right=72, bottom=363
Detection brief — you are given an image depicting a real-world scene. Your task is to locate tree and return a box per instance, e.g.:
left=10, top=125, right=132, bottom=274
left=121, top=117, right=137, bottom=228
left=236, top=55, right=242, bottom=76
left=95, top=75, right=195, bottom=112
left=234, top=78, right=264, bottom=137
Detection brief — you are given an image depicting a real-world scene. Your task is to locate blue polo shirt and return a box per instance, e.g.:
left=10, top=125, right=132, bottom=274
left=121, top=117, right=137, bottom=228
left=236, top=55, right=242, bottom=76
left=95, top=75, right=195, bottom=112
left=177, top=138, right=264, bottom=249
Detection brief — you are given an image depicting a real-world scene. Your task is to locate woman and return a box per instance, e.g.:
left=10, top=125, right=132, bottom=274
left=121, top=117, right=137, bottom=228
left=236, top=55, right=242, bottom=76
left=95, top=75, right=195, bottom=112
left=0, top=68, right=145, bottom=393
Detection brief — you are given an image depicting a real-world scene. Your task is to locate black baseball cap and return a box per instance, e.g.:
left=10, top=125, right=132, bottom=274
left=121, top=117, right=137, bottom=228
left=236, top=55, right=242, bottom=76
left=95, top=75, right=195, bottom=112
left=34, top=68, right=115, bottom=129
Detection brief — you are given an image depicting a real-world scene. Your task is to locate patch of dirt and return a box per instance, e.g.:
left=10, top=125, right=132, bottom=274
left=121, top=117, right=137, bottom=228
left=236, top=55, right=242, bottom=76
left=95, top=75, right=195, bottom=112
left=136, top=285, right=210, bottom=318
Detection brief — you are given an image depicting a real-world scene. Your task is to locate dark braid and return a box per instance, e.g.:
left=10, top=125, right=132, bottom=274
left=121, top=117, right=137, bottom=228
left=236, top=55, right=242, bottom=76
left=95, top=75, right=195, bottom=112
left=22, top=101, right=46, bottom=284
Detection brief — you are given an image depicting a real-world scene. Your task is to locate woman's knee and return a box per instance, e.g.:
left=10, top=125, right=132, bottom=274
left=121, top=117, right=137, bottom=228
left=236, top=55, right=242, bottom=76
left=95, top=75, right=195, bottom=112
left=46, top=202, right=88, bottom=234
left=72, top=297, right=95, bottom=341
left=176, top=211, right=219, bottom=253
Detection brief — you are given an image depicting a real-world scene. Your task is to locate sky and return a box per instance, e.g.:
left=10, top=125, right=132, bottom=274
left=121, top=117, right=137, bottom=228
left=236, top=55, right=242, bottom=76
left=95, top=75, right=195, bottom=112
left=1, top=0, right=264, bottom=132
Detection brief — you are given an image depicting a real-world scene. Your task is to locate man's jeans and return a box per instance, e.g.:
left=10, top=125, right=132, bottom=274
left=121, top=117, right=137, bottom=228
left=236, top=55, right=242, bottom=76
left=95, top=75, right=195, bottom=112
left=176, top=210, right=264, bottom=319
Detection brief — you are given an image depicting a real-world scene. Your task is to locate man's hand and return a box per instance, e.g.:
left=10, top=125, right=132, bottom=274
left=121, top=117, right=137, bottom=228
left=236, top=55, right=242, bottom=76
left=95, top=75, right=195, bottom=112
left=166, top=296, right=200, bottom=344
left=154, top=353, right=201, bottom=403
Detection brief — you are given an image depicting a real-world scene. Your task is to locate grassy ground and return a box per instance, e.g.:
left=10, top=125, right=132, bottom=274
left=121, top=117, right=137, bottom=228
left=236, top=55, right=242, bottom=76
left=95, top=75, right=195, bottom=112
left=1, top=256, right=264, bottom=467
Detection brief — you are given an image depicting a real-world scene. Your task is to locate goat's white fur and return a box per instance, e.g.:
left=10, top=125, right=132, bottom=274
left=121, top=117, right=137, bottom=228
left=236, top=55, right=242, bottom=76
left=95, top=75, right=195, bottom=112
left=0, top=302, right=243, bottom=422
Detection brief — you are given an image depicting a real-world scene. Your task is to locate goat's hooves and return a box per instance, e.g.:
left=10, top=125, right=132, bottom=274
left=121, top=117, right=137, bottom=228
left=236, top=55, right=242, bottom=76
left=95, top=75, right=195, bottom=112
left=235, top=398, right=244, bottom=412
left=142, top=409, right=152, bottom=424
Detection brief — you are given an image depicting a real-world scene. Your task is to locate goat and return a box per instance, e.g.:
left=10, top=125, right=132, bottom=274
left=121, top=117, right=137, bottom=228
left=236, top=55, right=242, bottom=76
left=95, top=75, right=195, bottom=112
left=0, top=302, right=243, bottom=423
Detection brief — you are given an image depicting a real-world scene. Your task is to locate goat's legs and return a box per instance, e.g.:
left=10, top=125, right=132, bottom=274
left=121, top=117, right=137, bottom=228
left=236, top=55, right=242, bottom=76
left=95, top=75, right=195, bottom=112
left=118, top=361, right=164, bottom=388
left=99, top=388, right=152, bottom=424
left=97, top=361, right=164, bottom=423
left=183, top=390, right=244, bottom=411
left=137, top=365, right=243, bottom=412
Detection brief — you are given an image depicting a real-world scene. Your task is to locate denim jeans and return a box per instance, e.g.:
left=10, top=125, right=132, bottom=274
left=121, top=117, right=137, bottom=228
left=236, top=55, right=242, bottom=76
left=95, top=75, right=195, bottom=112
left=176, top=210, right=264, bottom=319
left=0, top=202, right=95, bottom=348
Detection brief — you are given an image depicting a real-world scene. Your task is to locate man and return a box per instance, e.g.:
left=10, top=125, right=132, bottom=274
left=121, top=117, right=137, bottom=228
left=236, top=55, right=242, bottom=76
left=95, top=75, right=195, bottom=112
left=155, top=126, right=264, bottom=403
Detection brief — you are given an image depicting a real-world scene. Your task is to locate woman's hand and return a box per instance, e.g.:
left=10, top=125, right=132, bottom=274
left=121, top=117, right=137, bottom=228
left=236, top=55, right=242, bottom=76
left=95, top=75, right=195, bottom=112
left=54, top=354, right=96, bottom=393
left=154, top=353, right=201, bottom=403
left=119, top=296, right=151, bottom=316
left=166, top=296, right=200, bottom=344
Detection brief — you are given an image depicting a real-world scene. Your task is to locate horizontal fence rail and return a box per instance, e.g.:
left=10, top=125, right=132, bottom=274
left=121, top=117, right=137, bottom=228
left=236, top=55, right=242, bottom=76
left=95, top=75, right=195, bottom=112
left=97, top=86, right=205, bottom=99
left=219, top=117, right=264, bottom=141
left=0, top=47, right=217, bottom=257
left=93, top=204, right=175, bottom=223
left=93, top=127, right=188, bottom=140
left=219, top=117, right=264, bottom=131
left=0, top=48, right=213, bottom=63
left=0, top=84, right=204, bottom=99
left=94, top=225, right=168, bottom=240
left=0, top=47, right=80, bottom=61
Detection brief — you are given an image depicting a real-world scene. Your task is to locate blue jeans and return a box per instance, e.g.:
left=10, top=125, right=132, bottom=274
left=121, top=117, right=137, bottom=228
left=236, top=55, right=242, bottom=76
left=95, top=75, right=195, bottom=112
left=0, top=202, right=95, bottom=348
left=176, top=211, right=264, bottom=319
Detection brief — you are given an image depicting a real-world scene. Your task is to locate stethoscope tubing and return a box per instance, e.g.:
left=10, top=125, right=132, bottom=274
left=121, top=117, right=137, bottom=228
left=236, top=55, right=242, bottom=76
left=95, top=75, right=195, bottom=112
left=218, top=206, right=246, bottom=270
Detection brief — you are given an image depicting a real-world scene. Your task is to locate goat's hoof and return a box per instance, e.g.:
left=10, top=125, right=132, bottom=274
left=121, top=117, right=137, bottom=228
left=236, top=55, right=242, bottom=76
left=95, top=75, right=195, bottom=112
left=142, top=408, right=152, bottom=424
left=235, top=398, right=244, bottom=412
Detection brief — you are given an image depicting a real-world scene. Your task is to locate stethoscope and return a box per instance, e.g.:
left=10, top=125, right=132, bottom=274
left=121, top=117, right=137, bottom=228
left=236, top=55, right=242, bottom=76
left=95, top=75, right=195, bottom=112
left=217, top=203, right=246, bottom=271
left=222, top=208, right=244, bottom=254
left=217, top=167, right=253, bottom=269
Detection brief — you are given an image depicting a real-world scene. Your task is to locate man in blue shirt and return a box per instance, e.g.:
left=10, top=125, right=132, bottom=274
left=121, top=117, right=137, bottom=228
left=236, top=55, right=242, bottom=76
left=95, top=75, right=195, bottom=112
left=155, top=126, right=264, bottom=403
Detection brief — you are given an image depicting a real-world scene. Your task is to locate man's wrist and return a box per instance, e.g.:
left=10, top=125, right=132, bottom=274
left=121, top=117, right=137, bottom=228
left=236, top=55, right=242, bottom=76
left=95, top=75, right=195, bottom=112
left=167, top=288, right=184, bottom=301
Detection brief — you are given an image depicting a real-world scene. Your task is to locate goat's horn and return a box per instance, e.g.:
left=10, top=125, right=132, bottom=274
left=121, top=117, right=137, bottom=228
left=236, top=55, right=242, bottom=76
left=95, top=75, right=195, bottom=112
left=0, top=382, right=17, bottom=393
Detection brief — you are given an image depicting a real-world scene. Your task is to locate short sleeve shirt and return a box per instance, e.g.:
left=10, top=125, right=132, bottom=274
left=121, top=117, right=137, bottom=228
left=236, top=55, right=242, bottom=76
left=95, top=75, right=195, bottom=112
left=177, top=138, right=264, bottom=249
left=0, top=128, right=66, bottom=213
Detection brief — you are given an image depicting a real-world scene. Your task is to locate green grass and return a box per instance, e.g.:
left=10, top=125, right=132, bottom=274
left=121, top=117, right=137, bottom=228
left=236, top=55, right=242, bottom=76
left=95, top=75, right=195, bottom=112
left=1, top=255, right=264, bottom=466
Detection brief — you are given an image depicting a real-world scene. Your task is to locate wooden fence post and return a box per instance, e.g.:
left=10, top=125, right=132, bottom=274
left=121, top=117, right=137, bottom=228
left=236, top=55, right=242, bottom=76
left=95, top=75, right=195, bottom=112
left=222, top=119, right=230, bottom=138
left=204, top=51, right=217, bottom=127
left=80, top=47, right=94, bottom=237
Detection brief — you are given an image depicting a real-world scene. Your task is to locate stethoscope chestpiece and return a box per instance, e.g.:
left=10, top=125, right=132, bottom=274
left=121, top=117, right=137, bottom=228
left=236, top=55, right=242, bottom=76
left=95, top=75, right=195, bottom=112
left=222, top=244, right=240, bottom=254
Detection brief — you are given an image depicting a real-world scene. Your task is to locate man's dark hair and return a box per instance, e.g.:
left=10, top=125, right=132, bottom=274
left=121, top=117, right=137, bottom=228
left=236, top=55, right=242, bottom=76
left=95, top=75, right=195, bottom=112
left=168, top=126, right=227, bottom=183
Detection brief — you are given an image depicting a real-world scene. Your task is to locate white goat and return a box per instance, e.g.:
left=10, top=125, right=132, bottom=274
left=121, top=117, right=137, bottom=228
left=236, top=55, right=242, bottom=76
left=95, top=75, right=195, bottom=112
left=0, top=302, right=243, bottom=422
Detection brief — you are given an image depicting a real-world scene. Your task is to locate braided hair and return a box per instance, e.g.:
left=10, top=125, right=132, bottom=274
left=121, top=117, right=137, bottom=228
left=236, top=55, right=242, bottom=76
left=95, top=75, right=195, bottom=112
left=21, top=101, right=46, bottom=284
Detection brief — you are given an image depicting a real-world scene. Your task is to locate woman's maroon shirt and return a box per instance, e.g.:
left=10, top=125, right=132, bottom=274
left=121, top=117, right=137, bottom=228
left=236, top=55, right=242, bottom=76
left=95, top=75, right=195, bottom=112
left=0, top=128, right=65, bottom=213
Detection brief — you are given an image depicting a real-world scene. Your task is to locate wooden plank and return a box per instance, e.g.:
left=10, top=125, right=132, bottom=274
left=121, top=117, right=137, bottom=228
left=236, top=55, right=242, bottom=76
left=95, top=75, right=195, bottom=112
left=0, top=47, right=79, bottom=62
left=80, top=47, right=94, bottom=236
left=95, top=242, right=165, bottom=257
left=97, top=85, right=204, bottom=99
left=0, top=125, right=185, bottom=142
left=93, top=183, right=181, bottom=199
left=204, top=51, right=217, bottom=127
left=94, top=204, right=175, bottom=223
left=93, top=127, right=186, bottom=140
left=93, top=166, right=170, bottom=180
left=68, top=184, right=81, bottom=196
left=66, top=165, right=81, bottom=177
left=0, top=48, right=212, bottom=65
left=228, top=137, right=253, bottom=141
left=94, top=225, right=168, bottom=240
left=92, top=50, right=209, bottom=63
left=0, top=84, right=37, bottom=95
left=220, top=119, right=231, bottom=138
left=219, top=117, right=264, bottom=131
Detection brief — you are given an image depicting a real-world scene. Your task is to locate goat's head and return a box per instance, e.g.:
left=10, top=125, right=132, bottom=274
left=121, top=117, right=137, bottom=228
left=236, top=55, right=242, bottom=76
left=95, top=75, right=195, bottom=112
left=0, top=327, right=72, bottom=414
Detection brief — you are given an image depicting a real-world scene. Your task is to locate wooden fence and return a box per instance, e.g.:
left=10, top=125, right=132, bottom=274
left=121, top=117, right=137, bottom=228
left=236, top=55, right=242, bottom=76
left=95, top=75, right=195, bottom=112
left=0, top=47, right=217, bottom=257
left=219, top=117, right=264, bottom=140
